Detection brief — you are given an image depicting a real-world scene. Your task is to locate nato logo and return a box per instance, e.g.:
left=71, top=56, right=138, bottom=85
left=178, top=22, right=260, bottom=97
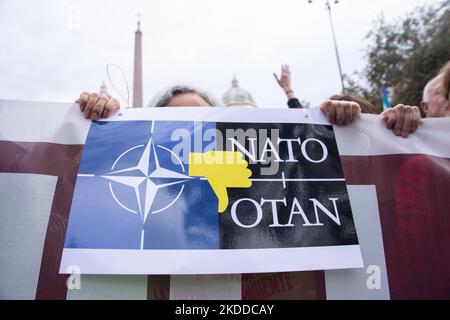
left=64, top=120, right=219, bottom=250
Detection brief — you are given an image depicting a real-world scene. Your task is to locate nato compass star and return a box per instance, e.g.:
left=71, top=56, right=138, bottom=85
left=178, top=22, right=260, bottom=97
left=78, top=125, right=192, bottom=249
left=102, top=137, right=192, bottom=224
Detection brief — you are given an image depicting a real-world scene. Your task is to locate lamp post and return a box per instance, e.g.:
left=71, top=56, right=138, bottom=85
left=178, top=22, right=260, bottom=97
left=308, top=0, right=346, bottom=93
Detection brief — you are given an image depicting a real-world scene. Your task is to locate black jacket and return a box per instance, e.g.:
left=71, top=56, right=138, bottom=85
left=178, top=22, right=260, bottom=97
left=287, top=98, right=303, bottom=109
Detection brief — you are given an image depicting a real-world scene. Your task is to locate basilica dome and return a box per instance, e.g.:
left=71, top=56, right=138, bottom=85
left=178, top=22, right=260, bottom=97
left=222, top=76, right=257, bottom=107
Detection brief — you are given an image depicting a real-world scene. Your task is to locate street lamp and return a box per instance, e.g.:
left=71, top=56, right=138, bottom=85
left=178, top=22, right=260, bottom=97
left=308, top=0, right=346, bottom=93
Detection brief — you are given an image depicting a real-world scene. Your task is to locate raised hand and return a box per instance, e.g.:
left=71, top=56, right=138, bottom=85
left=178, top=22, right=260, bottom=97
left=273, top=64, right=293, bottom=93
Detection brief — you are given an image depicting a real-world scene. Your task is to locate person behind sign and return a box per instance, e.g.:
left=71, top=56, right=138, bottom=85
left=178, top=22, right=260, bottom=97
left=75, top=83, right=421, bottom=138
left=273, top=64, right=422, bottom=138
left=273, top=64, right=304, bottom=109
left=328, top=94, right=422, bottom=138
left=391, top=61, right=450, bottom=298
left=74, top=85, right=221, bottom=120
left=75, top=84, right=362, bottom=127
left=420, top=62, right=450, bottom=118
left=327, top=94, right=375, bottom=114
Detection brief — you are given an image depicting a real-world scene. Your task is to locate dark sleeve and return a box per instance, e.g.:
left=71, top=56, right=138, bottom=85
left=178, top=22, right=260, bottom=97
left=287, top=98, right=303, bottom=109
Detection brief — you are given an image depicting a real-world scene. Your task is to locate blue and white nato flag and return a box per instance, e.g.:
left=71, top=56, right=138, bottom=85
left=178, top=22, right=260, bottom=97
left=61, top=108, right=363, bottom=275
left=64, top=120, right=219, bottom=250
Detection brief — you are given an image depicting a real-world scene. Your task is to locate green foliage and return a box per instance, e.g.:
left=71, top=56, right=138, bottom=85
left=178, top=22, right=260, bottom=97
left=345, top=1, right=450, bottom=113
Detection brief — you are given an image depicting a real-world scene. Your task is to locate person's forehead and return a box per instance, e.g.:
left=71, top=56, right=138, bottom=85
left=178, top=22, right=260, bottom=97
left=173, top=92, right=206, bottom=101
left=168, top=92, right=210, bottom=106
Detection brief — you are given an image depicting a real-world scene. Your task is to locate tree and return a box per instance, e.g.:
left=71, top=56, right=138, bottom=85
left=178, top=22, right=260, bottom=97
left=345, top=1, right=450, bottom=114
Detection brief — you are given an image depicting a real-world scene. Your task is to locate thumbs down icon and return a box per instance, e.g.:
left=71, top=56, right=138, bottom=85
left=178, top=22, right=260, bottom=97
left=188, top=151, right=253, bottom=213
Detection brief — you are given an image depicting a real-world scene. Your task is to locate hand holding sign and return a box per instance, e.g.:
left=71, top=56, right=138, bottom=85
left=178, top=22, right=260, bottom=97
left=189, top=151, right=252, bottom=213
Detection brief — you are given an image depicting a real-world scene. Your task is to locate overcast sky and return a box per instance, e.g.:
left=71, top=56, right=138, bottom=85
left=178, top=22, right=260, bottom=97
left=0, top=0, right=438, bottom=108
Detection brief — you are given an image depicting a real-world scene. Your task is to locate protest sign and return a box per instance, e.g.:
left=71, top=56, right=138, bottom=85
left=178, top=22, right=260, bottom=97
left=60, top=106, right=363, bottom=274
